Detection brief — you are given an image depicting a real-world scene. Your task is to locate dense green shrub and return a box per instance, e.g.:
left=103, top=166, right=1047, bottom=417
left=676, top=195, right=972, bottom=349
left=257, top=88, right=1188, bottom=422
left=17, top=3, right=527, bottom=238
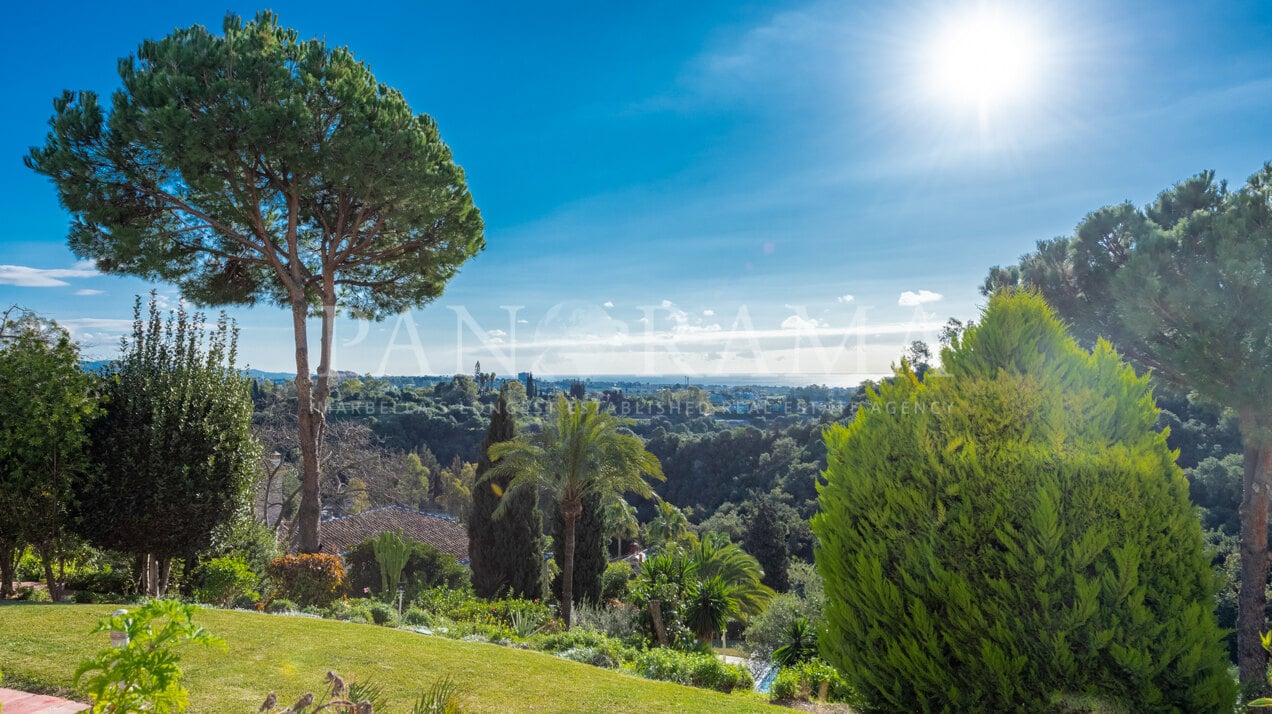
left=345, top=537, right=467, bottom=604
left=195, top=556, right=258, bottom=607
left=402, top=606, right=433, bottom=627
left=413, top=585, right=554, bottom=631
left=367, top=601, right=399, bottom=627
left=769, top=658, right=854, bottom=704
left=558, top=646, right=622, bottom=669
left=67, top=566, right=133, bottom=596
left=265, top=598, right=297, bottom=614
left=231, top=593, right=259, bottom=610
left=265, top=554, right=344, bottom=607
left=812, top=292, right=1236, bottom=712
left=626, top=648, right=752, bottom=692
left=72, top=589, right=97, bottom=604
left=601, top=561, right=632, bottom=601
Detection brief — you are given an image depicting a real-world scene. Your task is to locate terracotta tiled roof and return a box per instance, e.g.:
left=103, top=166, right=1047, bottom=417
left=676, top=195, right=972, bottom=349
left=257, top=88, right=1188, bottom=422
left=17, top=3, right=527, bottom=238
left=291, top=506, right=470, bottom=562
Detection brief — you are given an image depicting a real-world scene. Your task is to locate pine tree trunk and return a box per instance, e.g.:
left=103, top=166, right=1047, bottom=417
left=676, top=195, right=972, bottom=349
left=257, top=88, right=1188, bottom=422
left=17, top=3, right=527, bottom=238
left=292, top=297, right=324, bottom=554
left=1237, top=414, right=1272, bottom=688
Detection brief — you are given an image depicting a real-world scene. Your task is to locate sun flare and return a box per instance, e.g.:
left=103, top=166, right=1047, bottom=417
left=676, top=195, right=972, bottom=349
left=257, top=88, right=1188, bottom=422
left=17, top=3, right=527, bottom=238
left=926, top=7, right=1042, bottom=121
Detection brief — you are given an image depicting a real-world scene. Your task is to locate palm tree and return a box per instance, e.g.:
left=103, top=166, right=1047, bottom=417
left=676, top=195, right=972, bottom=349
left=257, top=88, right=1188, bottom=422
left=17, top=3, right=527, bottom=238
left=486, top=395, right=663, bottom=628
left=602, top=496, right=639, bottom=558
left=685, top=575, right=739, bottom=644
left=645, top=500, right=690, bottom=552
left=688, top=535, right=775, bottom=621
left=772, top=616, right=819, bottom=667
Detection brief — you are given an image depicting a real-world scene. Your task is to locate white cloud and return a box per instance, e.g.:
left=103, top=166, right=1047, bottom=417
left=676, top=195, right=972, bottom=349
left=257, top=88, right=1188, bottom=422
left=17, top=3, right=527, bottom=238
left=703, top=309, right=715, bottom=317
left=0, top=263, right=100, bottom=287
left=836, top=294, right=854, bottom=303
left=898, top=290, right=943, bottom=307
left=781, top=314, right=825, bottom=330
left=75, top=289, right=105, bottom=296
left=602, top=301, right=614, bottom=309
left=487, top=329, right=508, bottom=339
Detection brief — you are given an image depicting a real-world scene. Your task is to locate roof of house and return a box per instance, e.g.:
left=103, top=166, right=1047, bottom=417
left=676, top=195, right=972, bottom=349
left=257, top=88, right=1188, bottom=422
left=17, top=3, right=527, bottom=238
left=291, top=506, right=470, bottom=562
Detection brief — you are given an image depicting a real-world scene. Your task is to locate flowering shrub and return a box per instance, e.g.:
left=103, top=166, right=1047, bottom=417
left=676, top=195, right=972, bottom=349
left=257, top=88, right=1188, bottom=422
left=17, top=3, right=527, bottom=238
left=266, top=554, right=345, bottom=607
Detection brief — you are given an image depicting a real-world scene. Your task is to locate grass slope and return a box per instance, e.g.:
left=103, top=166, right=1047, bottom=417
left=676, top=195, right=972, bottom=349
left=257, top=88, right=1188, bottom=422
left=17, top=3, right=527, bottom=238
left=0, top=605, right=778, bottom=712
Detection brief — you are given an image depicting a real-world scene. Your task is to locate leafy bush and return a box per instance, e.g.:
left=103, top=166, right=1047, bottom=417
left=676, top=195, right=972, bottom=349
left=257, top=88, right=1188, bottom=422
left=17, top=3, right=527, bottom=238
left=601, top=562, right=632, bottom=601
left=266, top=598, right=298, bottom=614
left=195, top=556, right=259, bottom=607
left=232, top=593, right=259, bottom=610
left=571, top=601, right=638, bottom=639
left=74, top=600, right=226, bottom=713
left=812, top=292, right=1237, bottom=712
left=67, top=565, right=133, bottom=596
left=769, top=658, right=854, bottom=704
left=367, top=601, right=399, bottom=627
left=771, top=616, right=818, bottom=667
left=72, top=589, right=98, bottom=604
left=266, top=554, right=345, bottom=607
left=345, top=536, right=467, bottom=604
left=413, top=586, right=553, bottom=633
left=627, top=648, right=752, bottom=692
left=402, top=606, right=433, bottom=627
left=558, top=647, right=621, bottom=669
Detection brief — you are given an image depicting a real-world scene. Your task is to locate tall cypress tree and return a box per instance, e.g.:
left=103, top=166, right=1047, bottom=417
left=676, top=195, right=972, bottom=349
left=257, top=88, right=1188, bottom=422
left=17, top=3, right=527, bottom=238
left=743, top=492, right=791, bottom=593
left=550, top=491, right=607, bottom=606
left=468, top=395, right=544, bottom=599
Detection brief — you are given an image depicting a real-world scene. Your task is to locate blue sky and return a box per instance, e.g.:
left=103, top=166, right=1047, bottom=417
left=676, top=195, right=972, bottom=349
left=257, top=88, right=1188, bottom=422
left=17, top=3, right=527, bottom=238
left=2, top=1, right=1270, bottom=382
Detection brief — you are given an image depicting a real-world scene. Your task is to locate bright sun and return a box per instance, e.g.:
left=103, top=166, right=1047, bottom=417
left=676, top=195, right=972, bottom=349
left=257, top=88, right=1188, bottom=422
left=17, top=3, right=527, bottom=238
left=926, top=7, right=1042, bottom=121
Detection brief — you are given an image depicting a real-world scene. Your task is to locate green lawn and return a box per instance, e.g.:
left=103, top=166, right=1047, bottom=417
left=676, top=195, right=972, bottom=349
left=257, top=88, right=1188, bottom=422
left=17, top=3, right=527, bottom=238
left=0, top=605, right=780, bottom=712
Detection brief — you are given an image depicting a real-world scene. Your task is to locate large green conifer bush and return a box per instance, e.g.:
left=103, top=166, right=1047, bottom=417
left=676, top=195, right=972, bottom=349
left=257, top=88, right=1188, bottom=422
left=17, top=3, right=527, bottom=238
left=812, top=291, right=1235, bottom=712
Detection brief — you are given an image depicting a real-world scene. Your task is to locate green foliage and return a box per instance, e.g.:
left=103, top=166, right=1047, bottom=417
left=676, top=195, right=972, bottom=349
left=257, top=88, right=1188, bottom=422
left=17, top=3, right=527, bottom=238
left=266, top=554, right=345, bottom=607
left=77, top=296, right=256, bottom=568
left=410, top=675, right=465, bottom=714
left=550, top=491, right=608, bottom=606
left=467, top=395, right=545, bottom=600
left=812, top=291, right=1237, bottom=712
left=743, top=566, right=824, bottom=655
left=742, top=492, right=790, bottom=592
left=601, top=562, right=633, bottom=602
left=266, top=599, right=298, bottom=614
left=74, top=600, right=226, bottom=713
left=630, top=552, right=699, bottom=649
left=195, top=556, right=258, bottom=607
left=684, top=576, right=739, bottom=643
left=487, top=395, right=664, bottom=628
left=367, top=601, right=399, bottom=627
left=983, top=166, right=1272, bottom=685
left=687, top=535, right=775, bottom=621
left=27, top=7, right=485, bottom=558
left=626, top=648, right=753, bottom=693
left=769, top=658, right=855, bottom=704
left=345, top=537, right=467, bottom=604
left=371, top=530, right=412, bottom=596
left=0, top=312, right=99, bottom=601
left=771, top=616, right=817, bottom=667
